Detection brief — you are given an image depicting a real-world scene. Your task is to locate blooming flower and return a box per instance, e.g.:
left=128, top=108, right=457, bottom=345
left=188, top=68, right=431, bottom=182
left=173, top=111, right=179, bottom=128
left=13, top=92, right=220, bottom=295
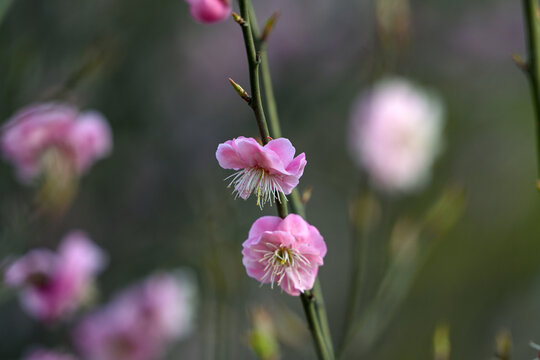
left=1, top=103, right=112, bottom=183
left=74, top=272, right=194, bottom=360
left=186, top=0, right=231, bottom=24
left=23, top=348, right=77, bottom=360
left=4, top=231, right=106, bottom=322
left=242, top=214, right=327, bottom=296
left=216, top=137, right=307, bottom=209
left=349, top=78, right=444, bottom=193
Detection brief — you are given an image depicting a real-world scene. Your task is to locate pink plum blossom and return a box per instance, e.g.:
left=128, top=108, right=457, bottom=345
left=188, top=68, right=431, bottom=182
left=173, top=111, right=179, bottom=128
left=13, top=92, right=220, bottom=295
left=349, top=78, right=444, bottom=192
left=1, top=103, right=112, bottom=183
left=4, top=231, right=106, bottom=322
left=216, top=137, right=307, bottom=209
left=242, top=214, right=327, bottom=296
left=186, top=0, right=231, bottom=24
left=74, top=273, right=194, bottom=360
left=23, top=348, right=77, bottom=360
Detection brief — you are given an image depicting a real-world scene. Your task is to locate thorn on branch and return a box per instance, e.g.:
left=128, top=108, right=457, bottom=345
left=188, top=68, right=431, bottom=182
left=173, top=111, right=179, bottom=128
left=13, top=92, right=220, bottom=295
left=228, top=78, right=252, bottom=103
left=261, top=11, right=280, bottom=43
left=232, top=12, right=247, bottom=26
left=255, top=51, right=262, bottom=64
left=512, top=53, right=529, bottom=72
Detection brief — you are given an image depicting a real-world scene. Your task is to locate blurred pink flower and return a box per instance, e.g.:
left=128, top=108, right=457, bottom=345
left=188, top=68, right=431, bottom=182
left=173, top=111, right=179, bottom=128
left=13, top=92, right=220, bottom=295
left=349, top=78, right=444, bottom=192
left=4, top=231, right=106, bottom=322
left=23, top=348, right=77, bottom=360
left=74, top=273, right=194, bottom=360
left=242, top=214, right=326, bottom=296
left=1, top=103, right=112, bottom=183
left=216, top=137, right=306, bottom=208
left=186, top=0, right=231, bottom=24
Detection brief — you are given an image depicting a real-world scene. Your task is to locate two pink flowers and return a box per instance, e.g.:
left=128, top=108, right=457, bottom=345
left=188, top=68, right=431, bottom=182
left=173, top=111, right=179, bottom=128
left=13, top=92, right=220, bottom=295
left=216, top=136, right=327, bottom=296
left=5, top=232, right=194, bottom=360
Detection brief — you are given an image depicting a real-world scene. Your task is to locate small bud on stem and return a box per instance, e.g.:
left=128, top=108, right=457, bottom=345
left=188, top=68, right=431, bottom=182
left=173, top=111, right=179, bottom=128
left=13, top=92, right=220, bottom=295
left=261, top=12, right=280, bottom=43
left=512, top=53, right=529, bottom=72
left=232, top=12, right=246, bottom=26
left=228, top=78, right=252, bottom=103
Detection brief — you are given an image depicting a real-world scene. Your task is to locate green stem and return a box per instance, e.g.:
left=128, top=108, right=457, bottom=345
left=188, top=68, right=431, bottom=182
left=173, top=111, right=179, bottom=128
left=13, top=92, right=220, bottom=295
left=288, top=187, right=334, bottom=358
left=238, top=0, right=270, bottom=144
left=312, top=278, right=334, bottom=357
left=522, top=0, right=540, bottom=190
left=247, top=3, right=282, bottom=138
left=338, top=218, right=368, bottom=358
left=301, top=290, right=334, bottom=360
left=238, top=0, right=287, bottom=217
left=237, top=1, right=334, bottom=358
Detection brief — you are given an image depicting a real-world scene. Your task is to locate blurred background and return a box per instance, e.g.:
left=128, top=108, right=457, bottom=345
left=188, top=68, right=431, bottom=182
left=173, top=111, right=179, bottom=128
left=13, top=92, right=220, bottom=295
left=0, top=0, right=539, bottom=359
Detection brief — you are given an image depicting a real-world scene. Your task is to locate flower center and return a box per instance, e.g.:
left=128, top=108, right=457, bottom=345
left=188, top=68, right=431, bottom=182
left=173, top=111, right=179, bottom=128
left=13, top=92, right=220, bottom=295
left=225, top=167, right=285, bottom=209
left=257, top=242, right=311, bottom=292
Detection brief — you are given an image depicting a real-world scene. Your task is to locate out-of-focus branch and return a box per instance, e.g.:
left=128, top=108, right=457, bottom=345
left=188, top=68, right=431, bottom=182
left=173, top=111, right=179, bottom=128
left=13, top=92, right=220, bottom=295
left=521, top=0, right=540, bottom=191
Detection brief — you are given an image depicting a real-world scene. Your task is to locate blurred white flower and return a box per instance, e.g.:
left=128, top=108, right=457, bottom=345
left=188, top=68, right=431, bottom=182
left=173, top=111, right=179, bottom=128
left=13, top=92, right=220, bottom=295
left=349, top=78, right=444, bottom=193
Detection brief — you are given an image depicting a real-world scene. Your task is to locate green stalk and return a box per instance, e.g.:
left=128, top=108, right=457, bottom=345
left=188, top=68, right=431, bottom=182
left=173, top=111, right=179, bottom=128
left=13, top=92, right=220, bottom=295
left=338, top=218, right=368, bottom=358
left=237, top=0, right=270, bottom=144
left=301, top=290, right=334, bottom=360
left=237, top=1, right=334, bottom=358
left=246, top=3, right=282, bottom=138
left=246, top=3, right=334, bottom=356
left=522, top=0, right=540, bottom=190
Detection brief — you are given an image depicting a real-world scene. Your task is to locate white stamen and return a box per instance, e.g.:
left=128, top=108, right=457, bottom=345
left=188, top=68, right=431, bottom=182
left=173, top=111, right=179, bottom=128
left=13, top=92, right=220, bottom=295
left=225, top=167, right=287, bottom=209
left=258, top=243, right=311, bottom=290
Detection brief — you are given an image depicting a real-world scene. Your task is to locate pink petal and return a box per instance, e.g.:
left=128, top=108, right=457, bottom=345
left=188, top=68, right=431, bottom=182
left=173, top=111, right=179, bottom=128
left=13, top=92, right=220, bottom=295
left=265, top=138, right=296, bottom=164
left=307, top=227, right=327, bottom=258
left=285, top=152, right=307, bottom=177
left=69, top=111, right=112, bottom=174
left=276, top=173, right=301, bottom=195
left=216, top=141, right=246, bottom=170
left=247, top=216, right=282, bottom=241
left=58, top=231, right=106, bottom=278
left=276, top=214, right=310, bottom=242
left=4, top=249, right=58, bottom=286
left=235, top=138, right=287, bottom=173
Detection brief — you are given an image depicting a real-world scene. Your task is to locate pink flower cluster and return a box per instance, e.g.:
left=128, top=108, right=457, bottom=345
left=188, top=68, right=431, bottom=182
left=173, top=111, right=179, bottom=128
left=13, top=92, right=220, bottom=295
left=74, top=273, right=193, bottom=360
left=216, top=137, right=306, bottom=209
left=216, top=136, right=326, bottom=296
left=4, top=231, right=106, bottom=323
left=1, top=103, right=112, bottom=183
left=349, top=78, right=444, bottom=192
left=242, top=214, right=326, bottom=296
left=186, top=0, right=231, bottom=23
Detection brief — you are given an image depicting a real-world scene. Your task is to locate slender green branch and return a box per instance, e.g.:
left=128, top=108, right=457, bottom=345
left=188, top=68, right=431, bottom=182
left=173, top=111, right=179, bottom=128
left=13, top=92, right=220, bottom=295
left=247, top=3, right=282, bottom=138
left=301, top=290, right=334, bottom=360
left=237, top=0, right=270, bottom=144
left=236, top=0, right=286, bottom=216
left=312, top=278, right=334, bottom=357
left=522, top=0, right=540, bottom=190
left=245, top=5, right=334, bottom=356
left=236, top=1, right=334, bottom=358
left=338, top=220, right=367, bottom=358
left=288, top=187, right=334, bottom=358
